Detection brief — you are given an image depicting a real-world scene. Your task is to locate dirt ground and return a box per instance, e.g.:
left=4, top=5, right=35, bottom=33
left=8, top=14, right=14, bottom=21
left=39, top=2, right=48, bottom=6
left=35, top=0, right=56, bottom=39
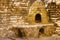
left=0, top=35, right=60, bottom=40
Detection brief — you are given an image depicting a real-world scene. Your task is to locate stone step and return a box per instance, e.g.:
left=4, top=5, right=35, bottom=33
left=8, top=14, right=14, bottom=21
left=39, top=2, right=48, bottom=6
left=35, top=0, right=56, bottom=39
left=13, top=24, right=54, bottom=28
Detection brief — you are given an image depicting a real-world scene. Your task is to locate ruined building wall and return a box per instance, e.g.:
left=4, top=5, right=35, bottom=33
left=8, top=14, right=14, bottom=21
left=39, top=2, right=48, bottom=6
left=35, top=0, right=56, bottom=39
left=0, top=0, right=29, bottom=37
left=47, top=2, right=60, bottom=23
left=0, top=0, right=36, bottom=37
left=0, top=0, right=60, bottom=38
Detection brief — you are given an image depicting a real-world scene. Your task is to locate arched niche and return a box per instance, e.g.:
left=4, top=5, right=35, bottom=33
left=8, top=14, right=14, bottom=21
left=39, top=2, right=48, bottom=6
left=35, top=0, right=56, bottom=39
left=27, top=1, right=49, bottom=24
left=35, top=13, right=41, bottom=23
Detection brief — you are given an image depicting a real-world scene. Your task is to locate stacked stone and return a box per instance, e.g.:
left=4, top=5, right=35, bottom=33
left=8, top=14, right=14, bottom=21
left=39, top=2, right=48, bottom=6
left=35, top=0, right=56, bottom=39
left=47, top=2, right=60, bottom=22
left=0, top=0, right=10, bottom=28
left=19, top=0, right=29, bottom=16
left=0, top=0, right=31, bottom=37
left=0, top=0, right=21, bottom=37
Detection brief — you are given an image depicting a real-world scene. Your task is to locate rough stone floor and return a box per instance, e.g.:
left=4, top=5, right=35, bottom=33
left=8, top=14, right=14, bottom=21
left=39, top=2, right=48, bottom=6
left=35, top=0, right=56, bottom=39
left=0, top=35, right=60, bottom=40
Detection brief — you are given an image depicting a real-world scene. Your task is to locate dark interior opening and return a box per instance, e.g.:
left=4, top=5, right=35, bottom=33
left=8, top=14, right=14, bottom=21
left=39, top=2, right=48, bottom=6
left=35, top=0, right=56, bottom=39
left=35, top=14, right=41, bottom=23
left=39, top=28, right=44, bottom=34
left=17, top=29, right=23, bottom=38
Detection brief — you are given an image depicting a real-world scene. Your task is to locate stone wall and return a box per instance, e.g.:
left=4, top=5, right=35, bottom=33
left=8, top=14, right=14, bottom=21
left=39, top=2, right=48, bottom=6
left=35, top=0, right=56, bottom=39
left=0, top=0, right=59, bottom=38
left=47, top=2, right=60, bottom=22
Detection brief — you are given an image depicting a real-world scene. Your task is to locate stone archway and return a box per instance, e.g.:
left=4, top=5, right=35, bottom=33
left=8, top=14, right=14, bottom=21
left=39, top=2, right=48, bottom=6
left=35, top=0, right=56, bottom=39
left=27, top=1, right=49, bottom=24
left=25, top=0, right=56, bottom=37
left=35, top=14, right=41, bottom=23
